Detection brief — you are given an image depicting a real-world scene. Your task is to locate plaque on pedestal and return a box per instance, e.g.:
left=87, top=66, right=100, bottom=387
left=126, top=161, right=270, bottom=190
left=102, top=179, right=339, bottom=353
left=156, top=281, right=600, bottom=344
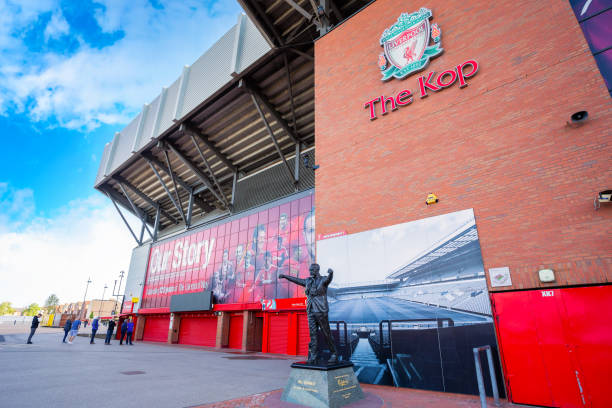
left=281, top=361, right=364, bottom=408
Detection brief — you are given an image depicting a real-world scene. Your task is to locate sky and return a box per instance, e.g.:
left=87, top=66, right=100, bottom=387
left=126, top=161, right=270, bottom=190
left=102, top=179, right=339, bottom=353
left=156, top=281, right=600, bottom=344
left=0, top=0, right=242, bottom=308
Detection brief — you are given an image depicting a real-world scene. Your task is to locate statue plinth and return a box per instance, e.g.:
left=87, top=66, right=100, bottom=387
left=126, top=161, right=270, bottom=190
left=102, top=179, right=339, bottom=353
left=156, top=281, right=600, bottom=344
left=281, top=361, right=364, bottom=408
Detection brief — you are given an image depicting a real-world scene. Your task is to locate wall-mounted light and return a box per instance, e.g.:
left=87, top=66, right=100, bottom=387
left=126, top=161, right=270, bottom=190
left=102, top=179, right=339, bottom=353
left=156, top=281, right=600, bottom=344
left=426, top=193, right=439, bottom=205
left=538, top=269, right=555, bottom=283
left=303, top=154, right=319, bottom=170
left=595, top=190, right=611, bottom=210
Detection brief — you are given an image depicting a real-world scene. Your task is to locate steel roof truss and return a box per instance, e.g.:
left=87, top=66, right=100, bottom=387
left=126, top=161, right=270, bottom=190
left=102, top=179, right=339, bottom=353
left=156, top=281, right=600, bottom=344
left=141, top=152, right=213, bottom=213
left=162, top=148, right=188, bottom=222
left=105, top=190, right=141, bottom=246
left=117, top=182, right=154, bottom=241
left=146, top=159, right=187, bottom=224
left=166, top=141, right=228, bottom=208
left=180, top=123, right=237, bottom=173
left=250, top=92, right=297, bottom=186
left=241, top=80, right=300, bottom=145
left=189, top=133, right=229, bottom=208
left=282, top=0, right=317, bottom=25
left=113, top=175, right=179, bottom=225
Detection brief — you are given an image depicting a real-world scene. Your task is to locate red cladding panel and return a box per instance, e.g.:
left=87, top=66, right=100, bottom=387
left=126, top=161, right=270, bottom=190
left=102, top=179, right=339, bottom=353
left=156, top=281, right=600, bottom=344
left=178, top=315, right=216, bottom=347
left=493, top=291, right=553, bottom=406
left=560, top=286, right=612, bottom=408
left=268, top=313, right=289, bottom=354
left=142, top=315, right=169, bottom=343
left=494, top=286, right=612, bottom=408
left=228, top=315, right=244, bottom=349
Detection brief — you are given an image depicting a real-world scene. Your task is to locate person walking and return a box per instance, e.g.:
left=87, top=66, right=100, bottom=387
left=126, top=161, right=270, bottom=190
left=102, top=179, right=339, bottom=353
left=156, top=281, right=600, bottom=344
left=26, top=313, right=42, bottom=344
left=105, top=319, right=116, bottom=345
left=68, top=318, right=81, bottom=344
left=119, top=319, right=128, bottom=345
left=126, top=318, right=134, bottom=345
left=62, top=318, right=72, bottom=343
left=90, top=317, right=99, bottom=344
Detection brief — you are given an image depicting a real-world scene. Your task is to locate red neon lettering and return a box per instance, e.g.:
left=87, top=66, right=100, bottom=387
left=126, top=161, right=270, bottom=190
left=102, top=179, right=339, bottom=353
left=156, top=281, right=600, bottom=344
left=436, top=69, right=457, bottom=88
left=364, top=97, right=381, bottom=120
left=418, top=72, right=440, bottom=98
left=456, top=60, right=479, bottom=88
left=381, top=95, right=397, bottom=115
left=396, top=90, right=413, bottom=106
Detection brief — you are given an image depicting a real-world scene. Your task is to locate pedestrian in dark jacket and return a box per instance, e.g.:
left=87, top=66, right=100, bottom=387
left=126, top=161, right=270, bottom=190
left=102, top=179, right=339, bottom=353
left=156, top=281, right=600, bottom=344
left=105, top=319, right=116, bottom=345
left=27, top=313, right=42, bottom=344
left=90, top=317, right=99, bottom=344
left=62, top=318, right=72, bottom=343
left=126, top=318, right=134, bottom=345
left=119, top=320, right=128, bottom=345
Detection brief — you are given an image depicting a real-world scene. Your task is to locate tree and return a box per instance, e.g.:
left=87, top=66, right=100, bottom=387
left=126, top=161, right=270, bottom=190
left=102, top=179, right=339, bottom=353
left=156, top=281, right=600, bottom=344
left=23, top=303, right=41, bottom=316
left=44, top=294, right=60, bottom=313
left=0, top=301, right=15, bottom=316
left=89, top=311, right=94, bottom=319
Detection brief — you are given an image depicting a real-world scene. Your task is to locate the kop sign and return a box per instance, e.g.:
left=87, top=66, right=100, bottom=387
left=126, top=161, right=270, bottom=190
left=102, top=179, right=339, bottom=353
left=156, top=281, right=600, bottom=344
left=365, top=7, right=479, bottom=120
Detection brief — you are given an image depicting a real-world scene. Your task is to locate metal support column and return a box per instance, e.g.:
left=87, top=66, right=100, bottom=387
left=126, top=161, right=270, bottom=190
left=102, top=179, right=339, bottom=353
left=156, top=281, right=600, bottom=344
left=473, top=345, right=500, bottom=408
left=105, top=191, right=140, bottom=245
left=118, top=183, right=153, bottom=240
left=230, top=171, right=238, bottom=210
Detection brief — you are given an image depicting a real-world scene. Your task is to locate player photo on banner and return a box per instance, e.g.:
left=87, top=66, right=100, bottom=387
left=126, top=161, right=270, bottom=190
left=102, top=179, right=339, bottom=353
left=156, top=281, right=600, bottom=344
left=141, top=193, right=315, bottom=309
left=317, top=209, right=503, bottom=397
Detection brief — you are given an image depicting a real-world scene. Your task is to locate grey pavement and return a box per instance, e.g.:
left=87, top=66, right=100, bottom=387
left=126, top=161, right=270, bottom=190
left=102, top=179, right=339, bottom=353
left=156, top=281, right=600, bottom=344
left=0, top=327, right=298, bottom=408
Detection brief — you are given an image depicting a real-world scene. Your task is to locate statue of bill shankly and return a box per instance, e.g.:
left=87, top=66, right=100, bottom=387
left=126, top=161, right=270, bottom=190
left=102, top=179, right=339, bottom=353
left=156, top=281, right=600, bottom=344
left=279, top=263, right=338, bottom=364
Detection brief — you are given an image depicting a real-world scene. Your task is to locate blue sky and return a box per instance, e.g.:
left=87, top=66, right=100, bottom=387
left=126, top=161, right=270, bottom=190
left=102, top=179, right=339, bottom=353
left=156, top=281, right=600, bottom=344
left=0, top=0, right=242, bottom=307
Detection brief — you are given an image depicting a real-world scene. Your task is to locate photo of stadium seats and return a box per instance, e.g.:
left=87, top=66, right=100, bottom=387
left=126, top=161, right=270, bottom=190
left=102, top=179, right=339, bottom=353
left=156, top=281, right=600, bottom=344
left=317, top=209, right=503, bottom=397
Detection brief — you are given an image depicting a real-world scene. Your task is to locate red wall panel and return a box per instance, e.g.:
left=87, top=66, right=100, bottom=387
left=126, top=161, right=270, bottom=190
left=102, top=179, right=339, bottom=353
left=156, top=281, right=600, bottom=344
left=143, top=315, right=169, bottom=343
left=493, top=286, right=612, bottom=408
left=268, top=313, right=289, bottom=354
left=178, top=315, right=216, bottom=347
left=228, top=315, right=244, bottom=349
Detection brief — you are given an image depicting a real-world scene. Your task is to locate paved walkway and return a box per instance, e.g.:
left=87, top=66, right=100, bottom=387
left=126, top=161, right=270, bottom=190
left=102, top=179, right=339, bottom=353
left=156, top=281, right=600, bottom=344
left=0, top=326, right=530, bottom=408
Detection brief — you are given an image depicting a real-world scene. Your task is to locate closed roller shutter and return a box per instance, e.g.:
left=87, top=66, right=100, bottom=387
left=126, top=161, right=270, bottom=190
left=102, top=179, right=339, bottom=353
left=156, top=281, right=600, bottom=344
left=179, top=314, right=217, bottom=347
left=143, top=315, right=169, bottom=342
left=297, top=313, right=310, bottom=356
left=228, top=314, right=244, bottom=349
left=268, top=313, right=289, bottom=354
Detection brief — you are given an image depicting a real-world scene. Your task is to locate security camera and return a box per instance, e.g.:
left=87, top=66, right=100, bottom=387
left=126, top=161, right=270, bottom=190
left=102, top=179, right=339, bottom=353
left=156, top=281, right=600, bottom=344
left=567, top=111, right=588, bottom=127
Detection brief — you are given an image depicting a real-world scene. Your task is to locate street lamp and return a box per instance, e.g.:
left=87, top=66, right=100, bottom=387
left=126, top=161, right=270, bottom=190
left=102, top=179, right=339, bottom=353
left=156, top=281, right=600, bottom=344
left=112, top=271, right=125, bottom=315
left=82, top=277, right=92, bottom=319
left=98, top=284, right=108, bottom=317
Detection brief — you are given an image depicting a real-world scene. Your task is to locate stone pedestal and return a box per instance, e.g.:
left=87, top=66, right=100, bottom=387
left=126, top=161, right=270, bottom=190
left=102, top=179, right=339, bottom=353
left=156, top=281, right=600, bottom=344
left=281, top=361, right=364, bottom=408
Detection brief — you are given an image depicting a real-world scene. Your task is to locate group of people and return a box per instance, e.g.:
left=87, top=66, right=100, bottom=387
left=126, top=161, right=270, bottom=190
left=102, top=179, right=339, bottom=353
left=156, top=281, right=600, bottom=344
left=60, top=316, right=135, bottom=345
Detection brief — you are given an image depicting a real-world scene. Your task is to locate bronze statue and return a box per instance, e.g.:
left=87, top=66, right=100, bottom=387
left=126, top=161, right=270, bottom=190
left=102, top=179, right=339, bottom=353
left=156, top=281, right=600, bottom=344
left=279, top=263, right=338, bottom=364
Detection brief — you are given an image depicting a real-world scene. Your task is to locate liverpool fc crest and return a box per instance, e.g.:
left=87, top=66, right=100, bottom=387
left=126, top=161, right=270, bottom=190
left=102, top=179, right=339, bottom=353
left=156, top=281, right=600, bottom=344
left=379, top=7, right=443, bottom=81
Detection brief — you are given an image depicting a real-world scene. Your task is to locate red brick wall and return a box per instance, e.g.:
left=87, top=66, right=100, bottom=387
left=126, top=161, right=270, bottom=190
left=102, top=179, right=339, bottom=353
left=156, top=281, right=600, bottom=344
left=314, top=0, right=611, bottom=291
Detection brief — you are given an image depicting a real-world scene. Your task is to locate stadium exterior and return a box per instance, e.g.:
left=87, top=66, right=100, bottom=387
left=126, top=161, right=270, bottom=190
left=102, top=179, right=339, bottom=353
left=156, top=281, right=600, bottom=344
left=95, top=1, right=611, bottom=407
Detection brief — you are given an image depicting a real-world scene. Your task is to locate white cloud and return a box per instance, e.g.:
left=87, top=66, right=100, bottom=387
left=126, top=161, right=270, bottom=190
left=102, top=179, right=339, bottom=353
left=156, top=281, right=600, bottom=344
left=0, top=0, right=242, bottom=130
left=44, top=10, right=69, bottom=41
left=0, top=187, right=140, bottom=308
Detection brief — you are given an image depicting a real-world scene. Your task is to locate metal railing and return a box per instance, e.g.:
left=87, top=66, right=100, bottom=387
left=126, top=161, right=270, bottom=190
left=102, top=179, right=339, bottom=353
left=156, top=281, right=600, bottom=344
left=473, top=345, right=500, bottom=408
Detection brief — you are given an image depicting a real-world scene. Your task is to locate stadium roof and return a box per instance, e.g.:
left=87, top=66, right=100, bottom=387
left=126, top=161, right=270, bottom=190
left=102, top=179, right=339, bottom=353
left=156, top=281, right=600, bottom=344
left=95, top=1, right=372, bottom=245
left=386, top=222, right=480, bottom=280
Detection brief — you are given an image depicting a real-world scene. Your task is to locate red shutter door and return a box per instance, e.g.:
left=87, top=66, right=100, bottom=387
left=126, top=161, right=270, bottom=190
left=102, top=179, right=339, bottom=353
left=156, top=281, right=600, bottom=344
left=179, top=315, right=217, bottom=347
left=142, top=315, right=169, bottom=342
left=228, top=314, right=244, bottom=349
left=268, top=313, right=289, bottom=354
left=560, top=285, right=612, bottom=408
left=297, top=313, right=310, bottom=356
left=493, top=289, right=592, bottom=408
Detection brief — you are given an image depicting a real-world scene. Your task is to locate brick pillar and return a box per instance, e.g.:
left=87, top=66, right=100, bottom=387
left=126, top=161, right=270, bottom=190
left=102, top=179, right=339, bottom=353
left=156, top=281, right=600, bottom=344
left=243, top=311, right=253, bottom=352
left=169, top=313, right=181, bottom=344
left=134, top=316, right=145, bottom=341
left=215, top=312, right=230, bottom=349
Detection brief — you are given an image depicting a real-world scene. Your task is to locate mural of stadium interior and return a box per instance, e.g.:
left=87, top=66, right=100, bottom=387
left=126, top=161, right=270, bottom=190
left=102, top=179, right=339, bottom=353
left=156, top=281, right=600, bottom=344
left=317, top=209, right=503, bottom=397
